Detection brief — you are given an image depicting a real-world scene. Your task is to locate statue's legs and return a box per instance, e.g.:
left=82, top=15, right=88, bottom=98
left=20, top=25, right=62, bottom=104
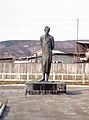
left=40, top=60, right=46, bottom=81
left=41, top=73, right=45, bottom=81
left=45, top=74, right=48, bottom=82
left=45, top=61, right=51, bottom=82
left=47, top=62, right=51, bottom=76
left=41, top=54, right=52, bottom=82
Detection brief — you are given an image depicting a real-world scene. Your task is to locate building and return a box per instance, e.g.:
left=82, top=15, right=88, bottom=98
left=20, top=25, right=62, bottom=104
left=76, top=41, right=89, bottom=62
left=28, top=48, right=75, bottom=63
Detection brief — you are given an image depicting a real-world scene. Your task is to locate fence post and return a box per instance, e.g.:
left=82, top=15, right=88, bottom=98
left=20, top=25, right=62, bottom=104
left=53, top=72, right=55, bottom=81
left=82, top=73, right=85, bottom=84
left=35, top=73, right=38, bottom=81
left=18, top=73, right=20, bottom=81
left=27, top=72, right=29, bottom=81
left=2, top=63, right=5, bottom=81
left=18, top=64, right=20, bottom=81
left=2, top=73, right=4, bottom=81
left=75, top=74, right=76, bottom=82
left=62, top=74, right=63, bottom=81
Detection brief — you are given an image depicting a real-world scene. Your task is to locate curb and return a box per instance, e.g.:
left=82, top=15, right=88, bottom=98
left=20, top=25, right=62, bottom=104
left=67, top=85, right=89, bottom=87
left=0, top=84, right=25, bottom=87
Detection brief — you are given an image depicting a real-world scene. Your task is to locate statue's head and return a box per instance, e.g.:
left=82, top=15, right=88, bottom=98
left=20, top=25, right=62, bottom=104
left=44, top=26, right=50, bottom=34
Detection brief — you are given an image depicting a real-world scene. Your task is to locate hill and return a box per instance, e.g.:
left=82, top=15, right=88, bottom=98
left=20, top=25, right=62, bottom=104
left=0, top=40, right=84, bottom=58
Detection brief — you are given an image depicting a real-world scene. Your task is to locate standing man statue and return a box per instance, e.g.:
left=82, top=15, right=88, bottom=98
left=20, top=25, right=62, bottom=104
left=40, top=26, right=54, bottom=82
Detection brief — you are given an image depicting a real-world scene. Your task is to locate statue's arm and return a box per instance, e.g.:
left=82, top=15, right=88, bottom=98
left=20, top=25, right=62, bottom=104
left=51, top=37, right=54, bottom=50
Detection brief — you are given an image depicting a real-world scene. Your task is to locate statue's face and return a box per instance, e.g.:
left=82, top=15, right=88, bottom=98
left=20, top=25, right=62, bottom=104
left=44, top=26, right=50, bottom=34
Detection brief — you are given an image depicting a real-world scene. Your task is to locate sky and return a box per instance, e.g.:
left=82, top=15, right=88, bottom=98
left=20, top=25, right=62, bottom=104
left=0, top=0, right=89, bottom=41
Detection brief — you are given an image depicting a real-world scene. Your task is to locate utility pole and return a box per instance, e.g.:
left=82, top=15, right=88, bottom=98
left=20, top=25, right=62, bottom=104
left=77, top=18, right=79, bottom=40
left=76, top=18, right=79, bottom=62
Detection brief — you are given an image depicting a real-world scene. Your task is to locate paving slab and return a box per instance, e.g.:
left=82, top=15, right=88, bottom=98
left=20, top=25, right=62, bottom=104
left=0, top=85, right=89, bottom=120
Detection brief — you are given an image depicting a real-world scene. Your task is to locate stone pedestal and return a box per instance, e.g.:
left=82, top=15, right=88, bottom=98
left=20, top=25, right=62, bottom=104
left=25, top=81, right=66, bottom=95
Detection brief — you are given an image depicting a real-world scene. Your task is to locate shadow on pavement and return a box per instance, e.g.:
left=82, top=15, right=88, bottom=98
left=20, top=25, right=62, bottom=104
left=66, top=90, right=82, bottom=95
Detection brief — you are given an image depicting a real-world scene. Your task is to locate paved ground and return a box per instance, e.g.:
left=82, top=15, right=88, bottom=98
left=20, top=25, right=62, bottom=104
left=0, top=85, right=89, bottom=120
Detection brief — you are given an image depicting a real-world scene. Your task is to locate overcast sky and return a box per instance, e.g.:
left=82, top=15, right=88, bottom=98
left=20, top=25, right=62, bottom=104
left=0, top=0, right=89, bottom=41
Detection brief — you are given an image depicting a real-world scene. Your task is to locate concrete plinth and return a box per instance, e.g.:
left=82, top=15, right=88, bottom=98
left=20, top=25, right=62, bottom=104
left=25, top=81, right=66, bottom=95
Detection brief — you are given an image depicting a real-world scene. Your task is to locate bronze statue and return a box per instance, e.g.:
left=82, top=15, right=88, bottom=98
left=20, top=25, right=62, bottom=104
left=40, top=26, right=54, bottom=82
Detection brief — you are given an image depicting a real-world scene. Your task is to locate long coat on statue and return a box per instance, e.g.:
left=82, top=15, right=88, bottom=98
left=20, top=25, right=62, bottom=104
left=40, top=34, right=54, bottom=76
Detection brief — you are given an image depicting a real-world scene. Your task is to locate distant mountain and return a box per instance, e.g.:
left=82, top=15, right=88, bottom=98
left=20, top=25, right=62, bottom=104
left=0, top=40, right=87, bottom=58
left=0, top=40, right=40, bottom=58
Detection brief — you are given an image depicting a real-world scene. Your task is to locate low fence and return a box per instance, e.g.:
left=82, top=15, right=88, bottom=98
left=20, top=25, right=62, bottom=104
left=0, top=62, right=89, bottom=84
left=0, top=73, right=88, bottom=84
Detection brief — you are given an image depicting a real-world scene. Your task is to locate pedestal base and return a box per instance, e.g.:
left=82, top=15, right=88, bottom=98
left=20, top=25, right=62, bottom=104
left=25, top=81, right=66, bottom=95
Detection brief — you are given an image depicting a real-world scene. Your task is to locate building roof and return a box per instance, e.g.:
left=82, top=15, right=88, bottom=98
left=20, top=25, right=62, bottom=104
left=52, top=50, right=65, bottom=54
left=76, top=41, right=89, bottom=44
left=33, top=49, right=66, bottom=55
